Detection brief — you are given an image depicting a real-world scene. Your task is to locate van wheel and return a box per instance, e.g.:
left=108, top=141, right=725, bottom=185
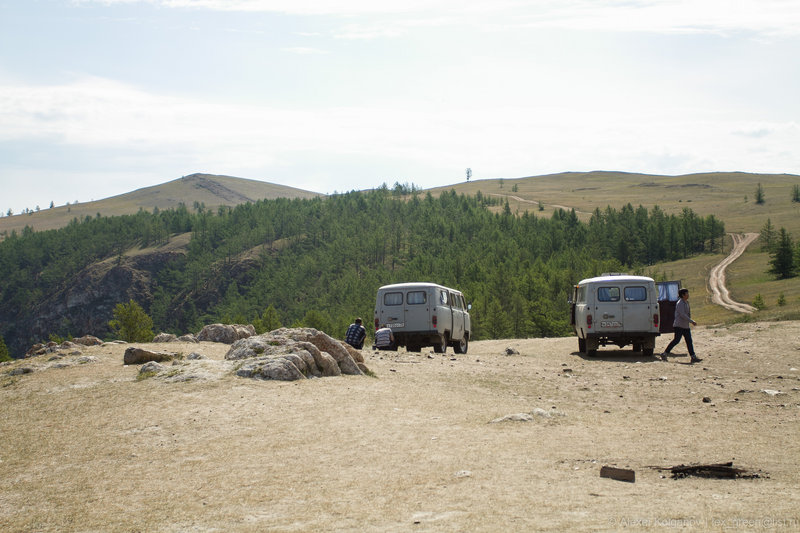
left=407, top=345, right=421, bottom=353
left=454, top=336, right=468, bottom=354
left=585, top=338, right=598, bottom=357
left=433, top=335, right=447, bottom=353
left=642, top=348, right=654, bottom=357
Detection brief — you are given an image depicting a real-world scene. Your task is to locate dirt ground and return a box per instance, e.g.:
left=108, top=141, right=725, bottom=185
left=1, top=322, right=799, bottom=532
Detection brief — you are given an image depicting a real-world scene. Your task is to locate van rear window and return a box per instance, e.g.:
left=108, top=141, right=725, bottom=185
left=407, top=291, right=426, bottom=304
left=624, top=286, right=647, bottom=301
left=384, top=292, right=403, bottom=306
left=597, top=287, right=620, bottom=302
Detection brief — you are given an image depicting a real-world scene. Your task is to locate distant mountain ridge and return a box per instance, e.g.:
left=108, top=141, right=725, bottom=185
left=0, top=173, right=321, bottom=235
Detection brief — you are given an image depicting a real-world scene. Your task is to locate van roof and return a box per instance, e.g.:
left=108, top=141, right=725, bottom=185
left=377, top=282, right=458, bottom=292
left=577, top=275, right=655, bottom=285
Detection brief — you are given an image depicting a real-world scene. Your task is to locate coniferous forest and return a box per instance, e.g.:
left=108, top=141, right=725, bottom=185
left=0, top=187, right=725, bottom=356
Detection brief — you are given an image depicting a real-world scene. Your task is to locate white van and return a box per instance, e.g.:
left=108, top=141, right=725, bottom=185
left=374, top=282, right=471, bottom=353
left=569, top=274, right=660, bottom=356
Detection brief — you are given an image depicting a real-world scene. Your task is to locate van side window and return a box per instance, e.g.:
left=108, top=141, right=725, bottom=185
left=407, top=291, right=426, bottom=305
left=440, top=291, right=449, bottom=305
left=597, top=287, right=620, bottom=302
left=624, top=286, right=647, bottom=301
left=577, top=286, right=586, bottom=303
left=449, top=292, right=461, bottom=309
left=384, top=292, right=403, bottom=306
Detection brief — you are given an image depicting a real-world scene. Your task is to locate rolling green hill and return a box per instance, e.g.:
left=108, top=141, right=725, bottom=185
left=0, top=173, right=321, bottom=236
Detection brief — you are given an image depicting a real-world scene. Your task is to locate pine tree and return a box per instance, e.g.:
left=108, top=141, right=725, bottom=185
left=253, top=305, right=282, bottom=334
left=755, top=182, right=765, bottom=204
left=0, top=335, right=11, bottom=362
left=109, top=300, right=155, bottom=342
left=760, top=218, right=776, bottom=252
left=792, top=184, right=800, bottom=203
left=768, top=228, right=797, bottom=279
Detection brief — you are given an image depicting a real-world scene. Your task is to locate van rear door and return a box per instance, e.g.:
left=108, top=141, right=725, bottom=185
left=595, top=284, right=623, bottom=333
left=656, top=281, right=681, bottom=333
left=378, top=289, right=406, bottom=330
left=621, top=283, right=652, bottom=332
left=404, top=288, right=430, bottom=332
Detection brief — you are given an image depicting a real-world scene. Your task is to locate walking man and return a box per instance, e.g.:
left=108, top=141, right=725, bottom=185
left=662, top=288, right=701, bottom=363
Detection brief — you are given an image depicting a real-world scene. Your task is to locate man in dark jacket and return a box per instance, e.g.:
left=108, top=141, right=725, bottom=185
left=662, top=288, right=701, bottom=363
left=344, top=318, right=366, bottom=349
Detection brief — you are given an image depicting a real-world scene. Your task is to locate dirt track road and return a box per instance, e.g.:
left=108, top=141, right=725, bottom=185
left=709, top=232, right=759, bottom=313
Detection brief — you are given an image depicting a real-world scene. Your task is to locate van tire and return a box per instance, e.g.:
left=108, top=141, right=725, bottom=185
left=433, top=335, right=447, bottom=353
left=642, top=347, right=654, bottom=357
left=407, top=345, right=421, bottom=353
left=454, top=336, right=468, bottom=354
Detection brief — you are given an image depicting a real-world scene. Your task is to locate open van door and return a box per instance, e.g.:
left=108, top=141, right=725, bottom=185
left=656, top=281, right=681, bottom=334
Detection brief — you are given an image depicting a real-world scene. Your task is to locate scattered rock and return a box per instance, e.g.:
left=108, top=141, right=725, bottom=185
left=178, top=334, right=199, bottom=343
left=760, top=389, right=783, bottom=396
left=454, top=470, right=472, bottom=478
left=505, top=347, right=519, bottom=356
left=196, top=324, right=255, bottom=344
left=187, top=352, right=206, bottom=360
left=73, top=335, right=103, bottom=346
left=139, top=361, right=166, bottom=375
left=490, top=407, right=565, bottom=423
left=702, top=397, right=712, bottom=403
left=153, top=332, right=178, bottom=343
left=9, top=366, right=35, bottom=376
left=123, top=347, right=175, bottom=365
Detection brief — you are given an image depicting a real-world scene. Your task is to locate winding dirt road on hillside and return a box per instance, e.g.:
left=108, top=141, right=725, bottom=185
left=708, top=232, right=759, bottom=313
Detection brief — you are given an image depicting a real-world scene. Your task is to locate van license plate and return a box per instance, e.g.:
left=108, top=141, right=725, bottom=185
left=387, top=322, right=404, bottom=328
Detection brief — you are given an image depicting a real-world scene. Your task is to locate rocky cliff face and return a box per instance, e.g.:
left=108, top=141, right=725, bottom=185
left=4, top=251, right=184, bottom=357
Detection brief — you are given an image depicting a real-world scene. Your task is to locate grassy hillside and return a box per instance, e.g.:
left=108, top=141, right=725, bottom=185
left=431, top=171, right=800, bottom=235
left=0, top=173, right=321, bottom=235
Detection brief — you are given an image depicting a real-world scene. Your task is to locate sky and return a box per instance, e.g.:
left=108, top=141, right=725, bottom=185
left=1, top=0, right=799, bottom=214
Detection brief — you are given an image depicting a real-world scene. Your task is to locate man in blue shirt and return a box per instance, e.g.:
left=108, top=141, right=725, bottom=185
left=662, top=288, right=701, bottom=363
left=344, top=318, right=366, bottom=349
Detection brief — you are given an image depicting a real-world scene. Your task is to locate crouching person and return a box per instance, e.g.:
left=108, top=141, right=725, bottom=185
left=374, top=324, right=396, bottom=351
left=344, top=317, right=366, bottom=349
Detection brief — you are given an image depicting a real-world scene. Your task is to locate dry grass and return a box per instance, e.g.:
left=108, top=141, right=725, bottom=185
left=2, top=326, right=799, bottom=532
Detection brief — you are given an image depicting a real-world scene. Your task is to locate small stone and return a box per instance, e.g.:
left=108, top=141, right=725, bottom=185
left=702, top=397, right=712, bottom=403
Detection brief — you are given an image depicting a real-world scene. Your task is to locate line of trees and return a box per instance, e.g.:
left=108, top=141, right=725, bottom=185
left=0, top=189, right=725, bottom=355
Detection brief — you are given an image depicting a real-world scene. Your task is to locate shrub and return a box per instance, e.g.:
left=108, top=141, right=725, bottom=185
left=109, top=300, right=155, bottom=343
left=752, top=294, right=766, bottom=310
left=0, top=335, right=11, bottom=362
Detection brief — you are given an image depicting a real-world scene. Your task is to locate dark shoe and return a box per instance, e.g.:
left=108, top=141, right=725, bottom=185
left=660, top=352, right=669, bottom=361
left=690, top=357, right=703, bottom=364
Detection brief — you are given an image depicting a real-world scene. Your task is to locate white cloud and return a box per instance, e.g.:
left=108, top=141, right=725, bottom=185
left=74, top=0, right=800, bottom=37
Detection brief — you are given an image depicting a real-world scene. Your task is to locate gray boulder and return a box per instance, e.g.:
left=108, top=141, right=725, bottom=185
left=197, top=324, right=256, bottom=344
left=178, top=334, right=199, bottom=343
left=224, top=328, right=366, bottom=381
left=123, top=347, right=174, bottom=365
left=73, top=335, right=103, bottom=346
left=236, top=357, right=306, bottom=381
left=153, top=332, right=178, bottom=343
left=268, top=328, right=363, bottom=375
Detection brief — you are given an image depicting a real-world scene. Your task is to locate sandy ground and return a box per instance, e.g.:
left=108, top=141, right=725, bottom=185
left=1, top=322, right=799, bottom=532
